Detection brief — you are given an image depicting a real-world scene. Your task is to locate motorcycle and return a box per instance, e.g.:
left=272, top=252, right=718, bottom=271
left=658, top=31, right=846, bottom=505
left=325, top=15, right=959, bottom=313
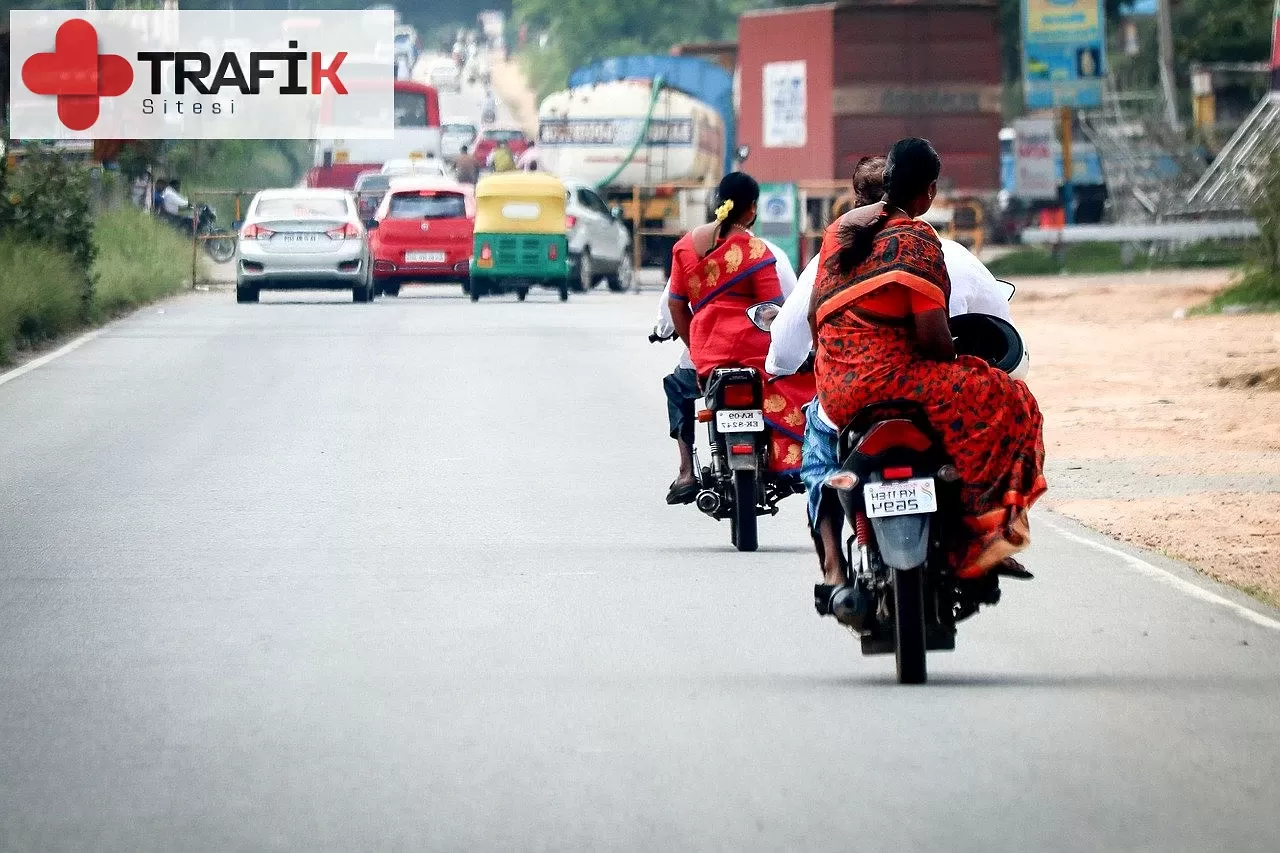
left=164, top=203, right=236, bottom=264
left=822, top=291, right=1030, bottom=685
left=650, top=302, right=805, bottom=553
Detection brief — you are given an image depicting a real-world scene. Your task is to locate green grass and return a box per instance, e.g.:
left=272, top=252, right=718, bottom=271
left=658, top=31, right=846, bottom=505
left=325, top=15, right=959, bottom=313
left=0, top=241, right=85, bottom=364
left=91, top=207, right=192, bottom=322
left=987, top=240, right=1255, bottom=278
left=1193, top=268, right=1280, bottom=314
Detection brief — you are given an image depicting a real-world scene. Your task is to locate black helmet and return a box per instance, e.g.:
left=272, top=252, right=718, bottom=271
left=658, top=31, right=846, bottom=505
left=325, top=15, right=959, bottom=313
left=950, top=313, right=1027, bottom=376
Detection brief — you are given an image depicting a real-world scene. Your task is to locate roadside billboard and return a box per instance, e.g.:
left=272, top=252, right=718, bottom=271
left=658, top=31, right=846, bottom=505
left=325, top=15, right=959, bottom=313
left=1012, top=117, right=1058, bottom=200
left=1022, top=0, right=1106, bottom=109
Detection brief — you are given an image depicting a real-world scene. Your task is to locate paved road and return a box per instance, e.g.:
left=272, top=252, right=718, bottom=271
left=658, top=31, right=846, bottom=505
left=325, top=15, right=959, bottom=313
left=1, top=288, right=1278, bottom=852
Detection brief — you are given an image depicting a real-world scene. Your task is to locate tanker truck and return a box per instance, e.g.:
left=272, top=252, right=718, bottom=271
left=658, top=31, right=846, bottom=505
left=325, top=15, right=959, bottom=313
left=536, top=56, right=736, bottom=272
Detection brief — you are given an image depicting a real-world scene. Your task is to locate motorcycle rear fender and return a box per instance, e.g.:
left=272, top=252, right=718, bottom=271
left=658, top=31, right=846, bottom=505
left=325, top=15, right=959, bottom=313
left=870, top=513, right=932, bottom=570
left=723, top=432, right=759, bottom=472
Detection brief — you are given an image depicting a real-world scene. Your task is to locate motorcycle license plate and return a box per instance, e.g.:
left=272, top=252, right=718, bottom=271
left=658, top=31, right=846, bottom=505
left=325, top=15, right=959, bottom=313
left=864, top=478, right=938, bottom=518
left=715, top=409, right=764, bottom=432
left=406, top=251, right=447, bottom=263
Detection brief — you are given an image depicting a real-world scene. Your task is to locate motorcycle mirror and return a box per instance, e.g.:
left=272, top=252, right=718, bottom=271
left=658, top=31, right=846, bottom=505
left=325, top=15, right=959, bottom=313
left=995, top=279, right=1016, bottom=302
left=746, top=302, right=780, bottom=332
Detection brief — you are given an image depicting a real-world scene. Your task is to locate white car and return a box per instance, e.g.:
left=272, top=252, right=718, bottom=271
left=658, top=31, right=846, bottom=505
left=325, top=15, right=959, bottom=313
left=562, top=179, right=633, bottom=293
left=441, top=117, right=478, bottom=161
left=380, top=157, right=451, bottom=178
left=236, top=189, right=373, bottom=303
left=428, top=60, right=462, bottom=93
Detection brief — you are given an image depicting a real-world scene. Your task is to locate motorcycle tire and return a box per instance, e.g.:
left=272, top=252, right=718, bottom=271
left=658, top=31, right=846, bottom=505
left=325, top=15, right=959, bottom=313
left=730, top=469, right=758, bottom=553
left=204, top=232, right=236, bottom=264
left=892, top=567, right=928, bottom=684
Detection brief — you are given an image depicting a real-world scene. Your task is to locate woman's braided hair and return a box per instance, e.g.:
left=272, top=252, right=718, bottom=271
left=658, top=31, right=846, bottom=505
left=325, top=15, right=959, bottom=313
left=825, top=139, right=941, bottom=278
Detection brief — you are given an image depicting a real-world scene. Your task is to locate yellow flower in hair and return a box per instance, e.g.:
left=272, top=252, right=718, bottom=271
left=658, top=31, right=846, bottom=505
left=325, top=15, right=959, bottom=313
left=714, top=199, right=734, bottom=222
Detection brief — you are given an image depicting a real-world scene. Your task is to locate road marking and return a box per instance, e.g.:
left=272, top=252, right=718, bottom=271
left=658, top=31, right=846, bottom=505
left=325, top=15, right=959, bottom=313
left=1043, top=516, right=1280, bottom=632
left=0, top=326, right=106, bottom=388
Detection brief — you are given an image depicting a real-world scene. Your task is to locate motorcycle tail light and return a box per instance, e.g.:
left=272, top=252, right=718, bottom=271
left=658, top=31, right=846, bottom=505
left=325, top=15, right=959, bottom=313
left=855, top=419, right=932, bottom=456
left=565, top=214, right=577, bottom=230
left=730, top=443, right=754, bottom=455
left=240, top=224, right=274, bottom=240
left=326, top=222, right=360, bottom=239
left=883, top=466, right=913, bottom=480
left=722, top=384, right=755, bottom=407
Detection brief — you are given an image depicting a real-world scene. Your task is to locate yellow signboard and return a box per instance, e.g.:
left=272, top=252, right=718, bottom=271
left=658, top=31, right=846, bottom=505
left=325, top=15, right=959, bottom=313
left=1025, top=0, right=1101, bottom=39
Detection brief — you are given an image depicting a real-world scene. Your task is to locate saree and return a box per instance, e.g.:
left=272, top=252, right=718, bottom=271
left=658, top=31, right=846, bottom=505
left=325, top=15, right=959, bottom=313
left=813, top=216, right=1047, bottom=577
left=669, top=230, right=815, bottom=474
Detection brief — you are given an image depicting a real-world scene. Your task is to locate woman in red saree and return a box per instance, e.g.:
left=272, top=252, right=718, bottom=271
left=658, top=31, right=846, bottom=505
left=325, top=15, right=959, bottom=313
left=668, top=172, right=814, bottom=476
left=812, top=139, right=1046, bottom=581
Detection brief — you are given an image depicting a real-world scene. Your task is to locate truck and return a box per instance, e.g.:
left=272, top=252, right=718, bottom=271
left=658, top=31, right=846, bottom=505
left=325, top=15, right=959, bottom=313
left=537, top=55, right=736, bottom=271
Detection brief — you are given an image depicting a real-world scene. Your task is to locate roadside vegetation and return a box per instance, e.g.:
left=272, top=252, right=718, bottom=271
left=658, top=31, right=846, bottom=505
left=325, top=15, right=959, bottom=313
left=1196, top=154, right=1280, bottom=313
left=0, top=147, right=190, bottom=366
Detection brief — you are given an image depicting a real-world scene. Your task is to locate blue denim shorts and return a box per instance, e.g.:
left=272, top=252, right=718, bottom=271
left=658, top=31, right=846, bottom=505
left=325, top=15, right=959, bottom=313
left=800, top=401, right=840, bottom=525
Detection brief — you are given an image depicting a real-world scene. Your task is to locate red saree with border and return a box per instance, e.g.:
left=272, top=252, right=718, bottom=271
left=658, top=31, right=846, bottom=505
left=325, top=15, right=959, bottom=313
left=669, top=230, right=814, bottom=473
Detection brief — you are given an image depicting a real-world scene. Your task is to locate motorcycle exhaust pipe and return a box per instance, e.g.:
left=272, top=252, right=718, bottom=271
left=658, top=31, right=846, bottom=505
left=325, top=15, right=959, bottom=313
left=695, top=490, right=721, bottom=514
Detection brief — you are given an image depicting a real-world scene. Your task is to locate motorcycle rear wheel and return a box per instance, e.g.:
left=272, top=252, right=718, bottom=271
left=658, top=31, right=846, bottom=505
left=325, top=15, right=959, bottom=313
left=730, top=469, right=758, bottom=552
left=203, top=232, right=235, bottom=264
left=892, top=567, right=928, bottom=684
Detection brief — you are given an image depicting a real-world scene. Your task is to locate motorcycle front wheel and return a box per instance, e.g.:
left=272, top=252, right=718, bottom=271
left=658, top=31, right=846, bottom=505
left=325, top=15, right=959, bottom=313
left=730, top=469, right=758, bottom=552
left=892, top=567, right=927, bottom=684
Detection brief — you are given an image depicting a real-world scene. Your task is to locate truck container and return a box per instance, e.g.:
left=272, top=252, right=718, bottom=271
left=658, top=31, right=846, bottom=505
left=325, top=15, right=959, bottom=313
left=737, top=0, right=1002, bottom=195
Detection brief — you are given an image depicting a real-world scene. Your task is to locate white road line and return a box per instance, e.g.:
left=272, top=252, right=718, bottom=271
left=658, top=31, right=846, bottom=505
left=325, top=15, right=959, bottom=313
left=0, top=326, right=106, bottom=388
left=1043, top=516, right=1280, bottom=632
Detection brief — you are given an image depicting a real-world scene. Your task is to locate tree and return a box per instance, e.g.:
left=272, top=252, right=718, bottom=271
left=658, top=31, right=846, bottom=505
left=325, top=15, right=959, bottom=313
left=1173, top=0, right=1273, bottom=65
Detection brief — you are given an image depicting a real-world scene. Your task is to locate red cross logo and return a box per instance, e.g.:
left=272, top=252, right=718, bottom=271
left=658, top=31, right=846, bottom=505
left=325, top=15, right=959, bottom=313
left=21, top=19, right=133, bottom=132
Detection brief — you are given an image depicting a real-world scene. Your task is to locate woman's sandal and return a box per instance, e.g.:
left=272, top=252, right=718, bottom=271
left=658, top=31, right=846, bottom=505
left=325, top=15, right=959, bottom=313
left=666, top=480, right=700, bottom=505
left=993, top=557, right=1034, bottom=580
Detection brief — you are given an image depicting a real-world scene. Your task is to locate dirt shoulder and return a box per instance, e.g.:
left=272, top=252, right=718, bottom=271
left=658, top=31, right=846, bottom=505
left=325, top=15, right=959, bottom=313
left=1020, top=269, right=1280, bottom=605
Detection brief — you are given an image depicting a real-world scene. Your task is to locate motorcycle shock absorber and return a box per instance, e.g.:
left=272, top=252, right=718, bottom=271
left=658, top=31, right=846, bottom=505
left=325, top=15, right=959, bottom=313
left=855, top=511, right=873, bottom=581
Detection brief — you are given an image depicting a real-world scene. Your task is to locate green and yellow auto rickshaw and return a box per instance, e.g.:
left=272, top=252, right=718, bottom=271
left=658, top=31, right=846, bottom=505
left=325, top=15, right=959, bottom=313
left=470, top=172, right=570, bottom=302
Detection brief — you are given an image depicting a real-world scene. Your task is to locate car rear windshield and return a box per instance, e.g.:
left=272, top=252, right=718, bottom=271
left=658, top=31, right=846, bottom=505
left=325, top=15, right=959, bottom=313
left=443, top=123, right=475, bottom=136
left=388, top=192, right=467, bottom=219
left=485, top=130, right=525, bottom=142
left=355, top=175, right=391, bottom=191
left=254, top=198, right=348, bottom=219
left=394, top=90, right=428, bottom=128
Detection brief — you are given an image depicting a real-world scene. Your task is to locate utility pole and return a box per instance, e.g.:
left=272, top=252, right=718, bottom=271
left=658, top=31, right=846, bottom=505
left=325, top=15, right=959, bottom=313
left=1156, top=0, right=1181, bottom=130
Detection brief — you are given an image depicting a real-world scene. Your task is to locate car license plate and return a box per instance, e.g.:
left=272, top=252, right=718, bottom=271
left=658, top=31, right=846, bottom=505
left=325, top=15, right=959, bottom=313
left=864, top=477, right=938, bottom=518
left=277, top=233, right=319, bottom=243
left=406, top=251, right=446, bottom=263
left=715, top=409, right=764, bottom=432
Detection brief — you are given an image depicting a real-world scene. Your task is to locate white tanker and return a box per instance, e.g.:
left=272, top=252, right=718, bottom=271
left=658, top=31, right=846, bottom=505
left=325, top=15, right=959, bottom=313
left=537, top=81, right=724, bottom=189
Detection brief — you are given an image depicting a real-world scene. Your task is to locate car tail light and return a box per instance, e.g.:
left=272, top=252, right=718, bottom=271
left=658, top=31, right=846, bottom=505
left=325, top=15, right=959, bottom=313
left=565, top=214, right=577, bottom=229
left=730, top=443, right=754, bottom=455
left=548, top=243, right=558, bottom=260
left=855, top=419, right=932, bottom=456
left=326, top=222, right=360, bottom=239
left=883, top=466, right=913, bottom=480
left=240, top=224, right=274, bottom=240
left=722, top=384, right=755, bottom=408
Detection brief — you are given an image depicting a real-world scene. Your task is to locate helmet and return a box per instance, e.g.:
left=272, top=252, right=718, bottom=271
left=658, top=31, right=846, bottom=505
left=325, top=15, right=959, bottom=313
left=950, top=313, right=1029, bottom=379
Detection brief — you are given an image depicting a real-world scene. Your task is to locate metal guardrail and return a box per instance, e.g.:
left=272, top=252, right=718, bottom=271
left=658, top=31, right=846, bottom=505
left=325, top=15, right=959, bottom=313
left=1021, top=220, right=1259, bottom=245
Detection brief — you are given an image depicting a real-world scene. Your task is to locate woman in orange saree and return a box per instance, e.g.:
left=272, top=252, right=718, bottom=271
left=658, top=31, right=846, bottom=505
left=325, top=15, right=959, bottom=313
left=812, top=139, right=1046, bottom=580
left=668, top=172, right=814, bottom=475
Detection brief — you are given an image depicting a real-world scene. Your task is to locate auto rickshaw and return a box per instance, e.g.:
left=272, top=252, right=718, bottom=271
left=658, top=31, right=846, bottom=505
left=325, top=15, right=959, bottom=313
left=470, top=173, right=570, bottom=302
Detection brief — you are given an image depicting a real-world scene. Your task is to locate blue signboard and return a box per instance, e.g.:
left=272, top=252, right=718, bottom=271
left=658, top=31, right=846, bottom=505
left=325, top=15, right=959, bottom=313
left=1022, top=0, right=1107, bottom=109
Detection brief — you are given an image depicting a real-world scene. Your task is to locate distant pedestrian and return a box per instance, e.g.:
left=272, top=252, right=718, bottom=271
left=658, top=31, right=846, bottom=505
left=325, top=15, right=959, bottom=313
left=131, top=170, right=152, bottom=210
left=454, top=145, right=479, bottom=184
left=488, top=140, right=515, bottom=173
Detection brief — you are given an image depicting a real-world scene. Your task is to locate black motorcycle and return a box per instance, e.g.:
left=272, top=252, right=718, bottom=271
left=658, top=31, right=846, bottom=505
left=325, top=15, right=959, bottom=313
left=651, top=303, right=804, bottom=552
left=164, top=204, right=235, bottom=264
left=822, top=306, right=1029, bottom=684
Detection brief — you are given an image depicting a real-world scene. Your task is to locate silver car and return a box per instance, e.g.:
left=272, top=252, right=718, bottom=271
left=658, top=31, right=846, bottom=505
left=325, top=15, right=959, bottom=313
left=236, top=189, right=374, bottom=303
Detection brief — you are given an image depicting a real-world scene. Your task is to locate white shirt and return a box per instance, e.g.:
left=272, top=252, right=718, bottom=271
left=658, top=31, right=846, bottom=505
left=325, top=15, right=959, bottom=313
left=161, top=186, right=188, bottom=216
left=656, top=237, right=796, bottom=372
left=766, top=239, right=1014, bottom=427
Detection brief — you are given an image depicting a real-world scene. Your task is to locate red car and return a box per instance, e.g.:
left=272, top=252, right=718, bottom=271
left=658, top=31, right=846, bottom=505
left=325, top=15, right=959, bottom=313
left=369, top=176, right=475, bottom=297
left=473, top=127, right=532, bottom=168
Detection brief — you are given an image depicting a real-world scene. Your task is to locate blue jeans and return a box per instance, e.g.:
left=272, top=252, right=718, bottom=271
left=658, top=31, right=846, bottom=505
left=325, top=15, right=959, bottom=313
left=800, top=401, right=840, bottom=526
left=663, top=368, right=699, bottom=445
